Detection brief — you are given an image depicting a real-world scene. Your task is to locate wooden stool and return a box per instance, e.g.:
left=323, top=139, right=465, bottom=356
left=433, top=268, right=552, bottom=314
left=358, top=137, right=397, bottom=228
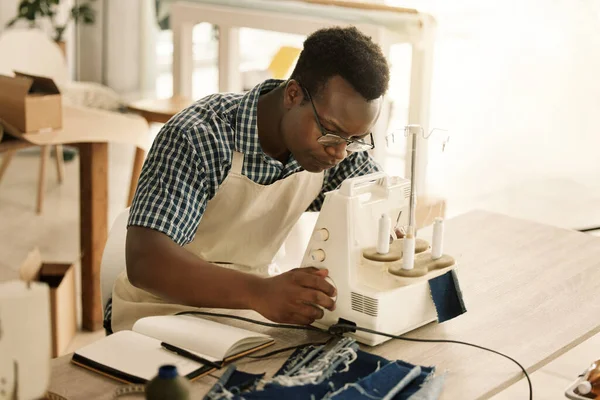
left=125, top=95, right=194, bottom=206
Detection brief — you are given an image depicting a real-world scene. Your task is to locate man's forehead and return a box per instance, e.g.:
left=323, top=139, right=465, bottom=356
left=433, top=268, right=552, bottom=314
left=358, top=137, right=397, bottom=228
left=317, top=78, right=380, bottom=109
left=318, top=93, right=381, bottom=136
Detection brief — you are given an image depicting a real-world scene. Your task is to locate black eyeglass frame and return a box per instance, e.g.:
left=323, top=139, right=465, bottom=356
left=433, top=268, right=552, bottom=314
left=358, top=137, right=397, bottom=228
left=301, top=86, right=375, bottom=152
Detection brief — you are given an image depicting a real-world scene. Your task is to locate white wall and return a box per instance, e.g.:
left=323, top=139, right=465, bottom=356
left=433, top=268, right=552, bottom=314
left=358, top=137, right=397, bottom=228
left=76, top=0, right=156, bottom=93
left=0, top=1, right=16, bottom=28
left=103, top=0, right=142, bottom=93
left=76, top=0, right=105, bottom=83
left=382, top=0, right=600, bottom=223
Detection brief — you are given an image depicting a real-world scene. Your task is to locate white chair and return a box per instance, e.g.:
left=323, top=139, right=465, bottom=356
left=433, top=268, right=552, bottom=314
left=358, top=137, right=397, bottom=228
left=100, top=208, right=130, bottom=315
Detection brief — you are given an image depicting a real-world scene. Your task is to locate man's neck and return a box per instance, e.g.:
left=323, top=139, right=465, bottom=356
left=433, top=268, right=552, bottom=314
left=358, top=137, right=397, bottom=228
left=257, top=85, right=289, bottom=164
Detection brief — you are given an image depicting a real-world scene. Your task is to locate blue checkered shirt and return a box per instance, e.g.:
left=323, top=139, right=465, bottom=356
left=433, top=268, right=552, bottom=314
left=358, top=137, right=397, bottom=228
left=127, top=79, right=381, bottom=245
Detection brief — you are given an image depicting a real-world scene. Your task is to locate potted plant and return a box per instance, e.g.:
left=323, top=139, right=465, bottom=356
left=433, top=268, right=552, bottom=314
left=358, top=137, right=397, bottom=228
left=5, top=0, right=96, bottom=57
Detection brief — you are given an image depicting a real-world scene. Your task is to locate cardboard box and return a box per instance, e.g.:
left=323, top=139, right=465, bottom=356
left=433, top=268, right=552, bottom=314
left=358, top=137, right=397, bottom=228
left=0, top=71, right=62, bottom=133
left=19, top=248, right=77, bottom=358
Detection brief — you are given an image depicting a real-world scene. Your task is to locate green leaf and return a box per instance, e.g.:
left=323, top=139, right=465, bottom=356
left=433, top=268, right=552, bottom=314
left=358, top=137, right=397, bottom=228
left=25, top=8, right=37, bottom=21
left=54, top=25, right=66, bottom=41
left=71, top=3, right=96, bottom=25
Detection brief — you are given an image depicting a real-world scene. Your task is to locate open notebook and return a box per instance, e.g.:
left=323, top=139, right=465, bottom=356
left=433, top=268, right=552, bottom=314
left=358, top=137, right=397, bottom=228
left=71, top=315, right=274, bottom=384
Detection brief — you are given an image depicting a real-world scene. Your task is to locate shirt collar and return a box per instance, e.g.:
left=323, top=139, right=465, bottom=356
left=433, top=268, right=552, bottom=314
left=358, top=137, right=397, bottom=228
left=234, top=79, right=285, bottom=155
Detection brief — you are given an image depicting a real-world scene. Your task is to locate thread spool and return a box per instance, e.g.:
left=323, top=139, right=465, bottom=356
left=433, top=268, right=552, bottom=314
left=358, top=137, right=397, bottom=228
left=432, top=217, right=444, bottom=260
left=402, top=226, right=415, bottom=270
left=377, top=214, right=391, bottom=254
left=577, top=359, right=600, bottom=395
left=578, top=381, right=592, bottom=395
left=146, top=365, right=191, bottom=400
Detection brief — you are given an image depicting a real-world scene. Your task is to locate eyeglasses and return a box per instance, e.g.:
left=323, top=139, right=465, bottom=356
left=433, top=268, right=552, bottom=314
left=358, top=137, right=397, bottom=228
left=302, top=87, right=375, bottom=153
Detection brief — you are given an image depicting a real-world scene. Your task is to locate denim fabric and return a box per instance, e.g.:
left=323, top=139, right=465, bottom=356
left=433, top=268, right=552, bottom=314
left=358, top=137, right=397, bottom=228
left=270, top=337, right=360, bottom=386
left=325, top=361, right=435, bottom=400
left=203, top=339, right=440, bottom=400
left=428, top=269, right=466, bottom=323
left=407, top=375, right=445, bottom=400
left=203, top=365, right=265, bottom=400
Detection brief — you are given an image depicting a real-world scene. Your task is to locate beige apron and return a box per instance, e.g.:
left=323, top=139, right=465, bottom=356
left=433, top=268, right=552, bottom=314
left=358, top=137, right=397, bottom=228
left=111, top=151, right=324, bottom=332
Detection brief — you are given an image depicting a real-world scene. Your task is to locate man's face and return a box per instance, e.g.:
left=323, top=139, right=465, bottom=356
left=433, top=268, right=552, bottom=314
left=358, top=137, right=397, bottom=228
left=281, top=77, right=382, bottom=173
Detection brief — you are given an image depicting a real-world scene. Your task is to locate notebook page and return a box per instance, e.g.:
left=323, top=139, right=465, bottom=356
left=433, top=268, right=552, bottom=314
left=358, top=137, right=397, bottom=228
left=132, top=315, right=271, bottom=360
left=74, top=331, right=204, bottom=381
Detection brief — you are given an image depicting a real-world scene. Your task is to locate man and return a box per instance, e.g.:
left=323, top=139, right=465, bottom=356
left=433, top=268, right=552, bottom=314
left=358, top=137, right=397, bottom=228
left=107, top=26, right=390, bottom=333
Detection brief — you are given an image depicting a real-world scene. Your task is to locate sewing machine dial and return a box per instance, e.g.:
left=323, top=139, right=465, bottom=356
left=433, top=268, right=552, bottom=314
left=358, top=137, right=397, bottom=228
left=310, top=249, right=326, bottom=262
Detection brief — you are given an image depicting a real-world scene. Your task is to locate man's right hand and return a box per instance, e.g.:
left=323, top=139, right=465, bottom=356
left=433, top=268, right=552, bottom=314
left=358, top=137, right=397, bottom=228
left=251, top=267, right=337, bottom=326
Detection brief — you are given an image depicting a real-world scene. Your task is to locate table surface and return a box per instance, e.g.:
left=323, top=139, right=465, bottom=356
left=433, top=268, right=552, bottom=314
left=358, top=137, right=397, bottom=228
left=47, top=210, right=600, bottom=399
left=0, top=134, right=37, bottom=152
left=177, top=0, right=422, bottom=19
left=173, top=0, right=430, bottom=35
left=1, top=105, right=149, bottom=151
left=127, top=96, right=195, bottom=124
left=299, top=0, right=418, bottom=14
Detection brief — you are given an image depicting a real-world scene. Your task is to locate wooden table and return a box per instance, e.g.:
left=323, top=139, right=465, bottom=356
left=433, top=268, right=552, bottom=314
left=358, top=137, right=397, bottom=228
left=126, top=96, right=194, bottom=124
left=47, top=210, right=600, bottom=399
left=3, top=105, right=150, bottom=331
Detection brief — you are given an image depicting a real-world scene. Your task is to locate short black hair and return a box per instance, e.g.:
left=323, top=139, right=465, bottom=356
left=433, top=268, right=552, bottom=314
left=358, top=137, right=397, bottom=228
left=290, top=26, right=390, bottom=101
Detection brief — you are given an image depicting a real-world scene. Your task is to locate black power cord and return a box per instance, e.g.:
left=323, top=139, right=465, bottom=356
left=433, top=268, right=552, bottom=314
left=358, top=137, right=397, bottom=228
left=247, top=340, right=330, bottom=359
left=335, top=323, right=532, bottom=400
left=176, top=310, right=533, bottom=400
left=177, top=310, right=328, bottom=333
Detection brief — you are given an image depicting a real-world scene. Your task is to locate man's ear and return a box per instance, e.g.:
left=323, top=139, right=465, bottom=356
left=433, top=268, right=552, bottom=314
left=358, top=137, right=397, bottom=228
left=283, top=80, right=304, bottom=109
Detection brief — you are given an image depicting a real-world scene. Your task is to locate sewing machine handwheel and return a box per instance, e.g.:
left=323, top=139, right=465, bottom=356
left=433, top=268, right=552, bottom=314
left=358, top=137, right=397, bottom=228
left=325, top=276, right=337, bottom=302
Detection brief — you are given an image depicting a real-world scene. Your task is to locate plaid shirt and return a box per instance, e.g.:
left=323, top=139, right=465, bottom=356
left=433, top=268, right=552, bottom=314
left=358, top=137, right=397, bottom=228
left=128, top=79, right=381, bottom=245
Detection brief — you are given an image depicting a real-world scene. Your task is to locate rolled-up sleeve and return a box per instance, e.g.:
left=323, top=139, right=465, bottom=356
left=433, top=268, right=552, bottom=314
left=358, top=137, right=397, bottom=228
left=307, top=151, right=382, bottom=211
left=128, top=125, right=209, bottom=246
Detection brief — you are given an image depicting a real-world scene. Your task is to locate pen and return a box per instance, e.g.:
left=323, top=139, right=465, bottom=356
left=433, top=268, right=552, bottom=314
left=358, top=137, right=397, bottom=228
left=160, top=342, right=222, bottom=369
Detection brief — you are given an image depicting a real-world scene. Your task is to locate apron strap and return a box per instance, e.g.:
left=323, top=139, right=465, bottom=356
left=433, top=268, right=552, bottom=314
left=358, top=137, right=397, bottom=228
left=231, top=151, right=244, bottom=175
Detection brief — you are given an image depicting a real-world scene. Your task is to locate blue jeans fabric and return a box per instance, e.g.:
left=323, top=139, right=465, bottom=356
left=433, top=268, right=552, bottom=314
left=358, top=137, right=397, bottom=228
left=203, top=339, right=440, bottom=400
left=325, top=361, right=434, bottom=400
left=204, top=365, right=265, bottom=400
left=428, top=270, right=466, bottom=323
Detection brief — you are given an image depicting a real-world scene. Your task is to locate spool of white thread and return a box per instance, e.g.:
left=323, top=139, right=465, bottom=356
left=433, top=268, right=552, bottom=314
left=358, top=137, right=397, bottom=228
left=377, top=214, right=391, bottom=254
left=577, top=381, right=592, bottom=395
left=402, top=227, right=415, bottom=270
left=432, top=217, right=444, bottom=260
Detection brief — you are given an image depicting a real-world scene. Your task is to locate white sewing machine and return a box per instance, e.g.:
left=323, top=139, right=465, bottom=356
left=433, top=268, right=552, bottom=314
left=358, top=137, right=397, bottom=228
left=300, top=172, right=457, bottom=346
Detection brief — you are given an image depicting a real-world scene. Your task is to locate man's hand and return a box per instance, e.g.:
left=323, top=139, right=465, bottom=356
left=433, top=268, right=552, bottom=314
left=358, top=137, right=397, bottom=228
left=251, top=267, right=336, bottom=326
